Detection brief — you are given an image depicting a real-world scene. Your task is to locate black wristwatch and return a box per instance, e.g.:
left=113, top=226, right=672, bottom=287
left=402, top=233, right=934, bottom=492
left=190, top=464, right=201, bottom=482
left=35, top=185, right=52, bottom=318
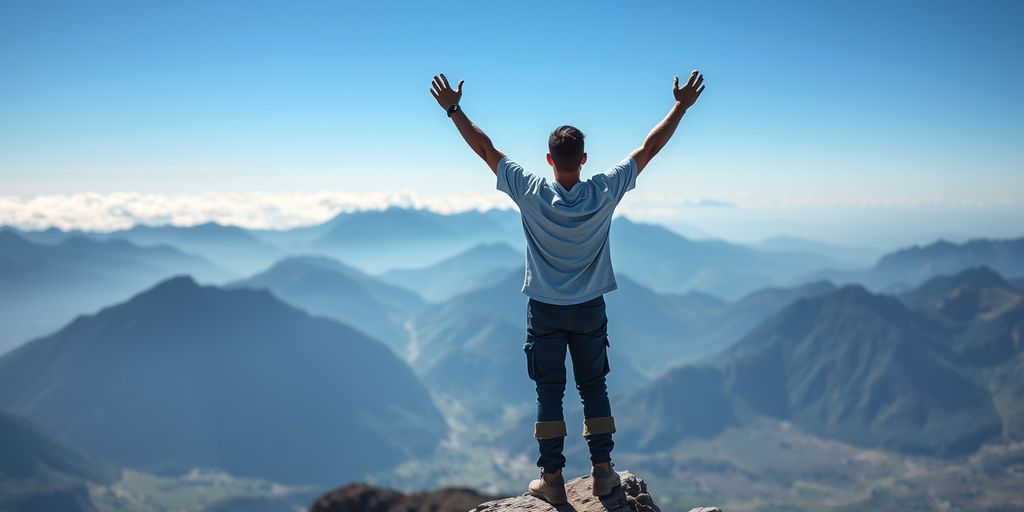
left=446, top=103, right=460, bottom=117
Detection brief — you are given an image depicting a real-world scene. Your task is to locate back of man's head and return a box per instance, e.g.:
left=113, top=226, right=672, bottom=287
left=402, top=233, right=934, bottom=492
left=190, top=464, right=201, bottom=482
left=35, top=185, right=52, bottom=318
left=548, top=125, right=585, bottom=173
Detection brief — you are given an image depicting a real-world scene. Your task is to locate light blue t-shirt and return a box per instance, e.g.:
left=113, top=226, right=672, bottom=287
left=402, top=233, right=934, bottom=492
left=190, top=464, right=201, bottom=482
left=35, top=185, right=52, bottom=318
left=496, top=155, right=638, bottom=305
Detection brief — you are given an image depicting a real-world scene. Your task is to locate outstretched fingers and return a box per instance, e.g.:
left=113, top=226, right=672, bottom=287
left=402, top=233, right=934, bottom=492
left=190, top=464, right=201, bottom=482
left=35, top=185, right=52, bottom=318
left=685, top=69, right=699, bottom=88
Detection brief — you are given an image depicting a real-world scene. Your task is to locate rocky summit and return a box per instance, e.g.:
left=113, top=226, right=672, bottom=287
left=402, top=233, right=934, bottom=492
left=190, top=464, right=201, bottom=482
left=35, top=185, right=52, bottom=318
left=469, top=470, right=719, bottom=512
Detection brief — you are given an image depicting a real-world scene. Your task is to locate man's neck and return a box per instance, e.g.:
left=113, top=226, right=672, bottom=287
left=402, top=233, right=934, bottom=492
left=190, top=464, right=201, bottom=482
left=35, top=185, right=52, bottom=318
left=554, top=171, right=581, bottom=191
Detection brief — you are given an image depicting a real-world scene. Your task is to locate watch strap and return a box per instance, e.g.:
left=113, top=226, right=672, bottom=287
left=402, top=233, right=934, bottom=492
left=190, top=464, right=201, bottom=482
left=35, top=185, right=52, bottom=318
left=446, top=103, right=460, bottom=117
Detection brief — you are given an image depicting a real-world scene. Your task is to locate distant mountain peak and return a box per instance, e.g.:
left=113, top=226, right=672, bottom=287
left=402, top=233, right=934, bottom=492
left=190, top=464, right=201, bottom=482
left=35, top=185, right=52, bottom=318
left=903, top=266, right=1022, bottom=323
left=121, top=274, right=210, bottom=306
left=150, top=273, right=200, bottom=290
left=0, top=229, right=31, bottom=245
left=831, top=282, right=872, bottom=299
left=269, top=254, right=345, bottom=272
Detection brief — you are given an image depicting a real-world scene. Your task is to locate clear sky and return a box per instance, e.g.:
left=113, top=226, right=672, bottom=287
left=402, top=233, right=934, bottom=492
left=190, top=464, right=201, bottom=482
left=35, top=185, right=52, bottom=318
left=1, top=0, right=1022, bottom=247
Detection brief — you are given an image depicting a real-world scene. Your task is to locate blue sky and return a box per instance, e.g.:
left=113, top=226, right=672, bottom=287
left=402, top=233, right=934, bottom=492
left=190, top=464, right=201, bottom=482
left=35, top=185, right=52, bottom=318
left=1, top=0, right=1022, bottom=246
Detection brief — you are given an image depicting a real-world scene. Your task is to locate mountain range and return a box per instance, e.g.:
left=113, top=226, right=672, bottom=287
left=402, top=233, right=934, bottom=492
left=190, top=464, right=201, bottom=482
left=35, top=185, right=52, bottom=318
left=7, top=207, right=1023, bottom=311
left=490, top=266, right=1022, bottom=463
left=805, top=237, right=1024, bottom=293
left=3, top=209, right=1024, bottom=509
left=381, top=242, right=524, bottom=302
left=225, top=255, right=425, bottom=355
left=0, top=275, right=446, bottom=486
left=0, top=229, right=233, bottom=355
left=615, top=266, right=1022, bottom=456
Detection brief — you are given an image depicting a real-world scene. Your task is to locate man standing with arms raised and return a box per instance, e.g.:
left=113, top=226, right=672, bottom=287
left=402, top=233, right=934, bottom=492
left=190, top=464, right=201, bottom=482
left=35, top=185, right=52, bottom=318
left=430, top=70, right=705, bottom=505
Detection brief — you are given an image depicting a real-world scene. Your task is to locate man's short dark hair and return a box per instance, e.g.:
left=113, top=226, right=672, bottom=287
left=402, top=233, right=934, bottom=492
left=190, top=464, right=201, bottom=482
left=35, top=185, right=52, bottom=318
left=548, top=125, right=585, bottom=173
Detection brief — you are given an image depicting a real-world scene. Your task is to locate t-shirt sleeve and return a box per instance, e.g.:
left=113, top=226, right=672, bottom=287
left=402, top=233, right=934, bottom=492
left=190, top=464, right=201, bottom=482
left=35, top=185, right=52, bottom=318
left=598, top=156, right=638, bottom=202
left=495, top=156, right=533, bottom=202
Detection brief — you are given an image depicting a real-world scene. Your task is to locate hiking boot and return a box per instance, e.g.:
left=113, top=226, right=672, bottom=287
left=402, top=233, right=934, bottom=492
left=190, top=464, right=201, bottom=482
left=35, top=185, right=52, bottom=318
left=527, top=470, right=568, bottom=505
left=591, top=462, right=621, bottom=496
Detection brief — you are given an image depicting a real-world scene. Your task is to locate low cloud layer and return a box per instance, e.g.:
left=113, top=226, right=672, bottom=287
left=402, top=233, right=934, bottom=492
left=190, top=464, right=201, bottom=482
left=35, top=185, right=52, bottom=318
left=0, top=191, right=511, bottom=232
left=0, top=191, right=1017, bottom=248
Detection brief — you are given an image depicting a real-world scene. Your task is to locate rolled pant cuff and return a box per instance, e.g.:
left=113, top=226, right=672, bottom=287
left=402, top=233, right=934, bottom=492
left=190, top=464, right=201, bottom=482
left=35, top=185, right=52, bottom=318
left=583, top=416, right=616, bottom=436
left=534, top=420, right=567, bottom=440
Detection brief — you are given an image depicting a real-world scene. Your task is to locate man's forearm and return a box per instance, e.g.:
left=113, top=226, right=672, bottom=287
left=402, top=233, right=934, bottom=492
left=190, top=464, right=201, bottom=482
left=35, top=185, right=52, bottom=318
left=449, top=108, right=494, bottom=160
left=641, top=101, right=688, bottom=158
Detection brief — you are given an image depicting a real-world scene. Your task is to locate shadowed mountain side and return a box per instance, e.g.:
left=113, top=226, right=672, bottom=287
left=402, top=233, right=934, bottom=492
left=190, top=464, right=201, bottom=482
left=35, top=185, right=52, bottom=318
left=610, top=217, right=838, bottom=300
left=607, top=278, right=837, bottom=370
left=381, top=242, right=524, bottom=302
left=695, top=280, right=839, bottom=357
left=900, top=266, right=1024, bottom=366
left=990, top=352, right=1024, bottom=442
left=901, top=266, right=1019, bottom=310
left=0, top=275, right=446, bottom=486
left=898, top=267, right=1024, bottom=443
left=309, top=482, right=498, bottom=512
left=610, top=366, right=737, bottom=451
left=493, top=278, right=1018, bottom=459
left=719, top=285, right=1003, bottom=456
left=0, top=229, right=233, bottom=355
left=0, top=408, right=120, bottom=512
left=420, top=314, right=536, bottom=407
left=1012, top=277, right=1024, bottom=293
left=800, top=237, right=1024, bottom=293
left=225, top=255, right=424, bottom=354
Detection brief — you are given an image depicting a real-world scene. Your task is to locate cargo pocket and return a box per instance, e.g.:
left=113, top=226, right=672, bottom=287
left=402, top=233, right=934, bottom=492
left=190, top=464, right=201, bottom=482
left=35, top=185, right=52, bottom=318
left=523, top=340, right=538, bottom=381
left=602, top=337, right=611, bottom=376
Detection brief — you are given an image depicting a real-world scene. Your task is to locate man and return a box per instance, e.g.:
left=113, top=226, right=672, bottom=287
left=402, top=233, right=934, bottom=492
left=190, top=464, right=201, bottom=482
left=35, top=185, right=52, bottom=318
left=429, top=70, right=705, bottom=504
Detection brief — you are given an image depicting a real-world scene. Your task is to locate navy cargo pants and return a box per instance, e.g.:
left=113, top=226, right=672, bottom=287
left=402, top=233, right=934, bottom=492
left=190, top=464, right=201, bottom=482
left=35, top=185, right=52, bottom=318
left=524, top=294, right=615, bottom=473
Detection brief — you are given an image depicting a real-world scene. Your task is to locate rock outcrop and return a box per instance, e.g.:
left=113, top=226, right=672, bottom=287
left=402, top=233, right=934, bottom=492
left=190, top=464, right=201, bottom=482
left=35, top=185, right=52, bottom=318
left=469, top=470, right=719, bottom=512
left=309, top=482, right=498, bottom=512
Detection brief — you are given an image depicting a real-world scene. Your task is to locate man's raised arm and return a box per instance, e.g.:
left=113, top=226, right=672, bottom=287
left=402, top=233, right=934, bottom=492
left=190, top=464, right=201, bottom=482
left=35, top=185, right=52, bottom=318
left=629, top=69, right=706, bottom=176
left=430, top=73, right=506, bottom=175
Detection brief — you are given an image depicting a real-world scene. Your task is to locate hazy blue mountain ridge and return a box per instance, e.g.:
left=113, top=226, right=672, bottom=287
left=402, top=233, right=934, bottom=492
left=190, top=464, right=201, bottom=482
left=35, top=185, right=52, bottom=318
left=380, top=242, right=524, bottom=302
left=801, top=237, right=1024, bottom=293
left=0, top=229, right=233, bottom=355
left=610, top=217, right=839, bottom=300
left=0, top=408, right=119, bottom=512
left=226, top=255, right=419, bottom=354
left=304, top=207, right=522, bottom=273
left=488, top=267, right=1023, bottom=460
left=0, top=275, right=446, bottom=486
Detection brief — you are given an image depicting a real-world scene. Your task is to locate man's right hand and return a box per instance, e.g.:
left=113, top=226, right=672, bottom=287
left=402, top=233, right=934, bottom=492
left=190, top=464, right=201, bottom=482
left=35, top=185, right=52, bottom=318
left=430, top=73, right=464, bottom=111
left=673, top=70, right=706, bottom=110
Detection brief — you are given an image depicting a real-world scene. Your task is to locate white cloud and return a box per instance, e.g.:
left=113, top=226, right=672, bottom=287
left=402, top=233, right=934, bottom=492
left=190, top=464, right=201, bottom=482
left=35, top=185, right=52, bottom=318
left=0, top=190, right=512, bottom=231
left=0, top=190, right=1018, bottom=241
